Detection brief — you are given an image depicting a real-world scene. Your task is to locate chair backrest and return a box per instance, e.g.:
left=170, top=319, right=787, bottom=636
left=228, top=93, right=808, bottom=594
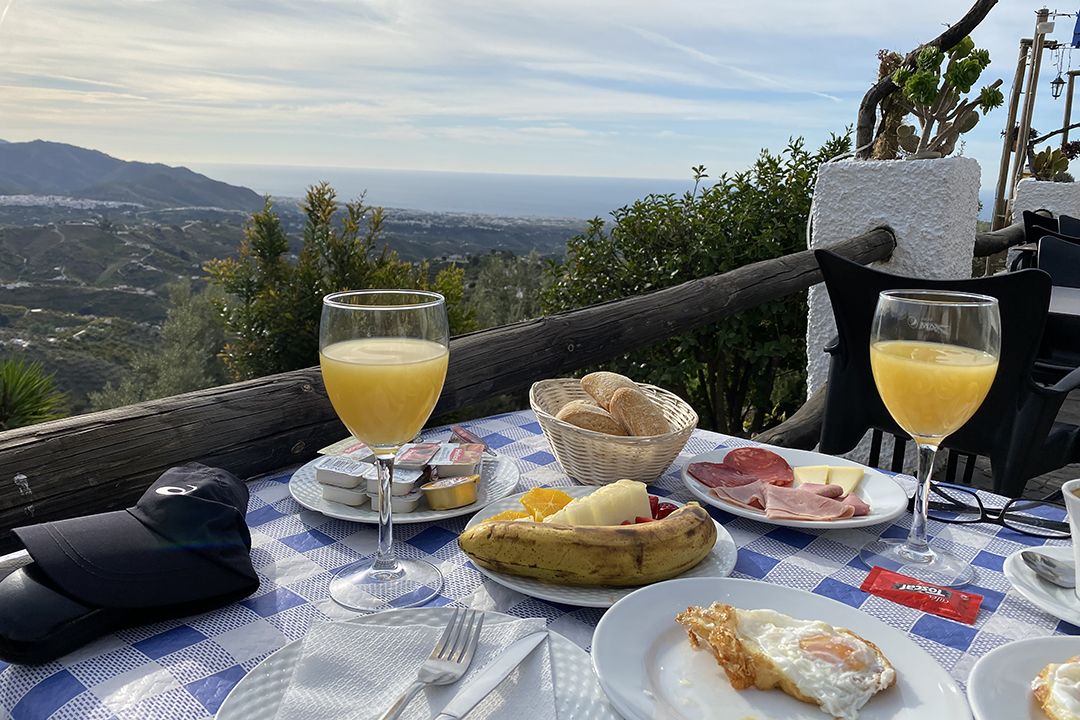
left=1024, top=210, right=1059, bottom=242
left=814, top=250, right=1052, bottom=460
left=1039, top=235, right=1080, bottom=288
left=1059, top=214, right=1080, bottom=238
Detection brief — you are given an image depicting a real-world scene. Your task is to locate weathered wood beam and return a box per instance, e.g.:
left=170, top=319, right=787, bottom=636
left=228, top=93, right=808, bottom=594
left=0, top=227, right=895, bottom=549
left=973, top=214, right=1047, bottom=257
left=973, top=219, right=1027, bottom=257
left=753, top=384, right=827, bottom=450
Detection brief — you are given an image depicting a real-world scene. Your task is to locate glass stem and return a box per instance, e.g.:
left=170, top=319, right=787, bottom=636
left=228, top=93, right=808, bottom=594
left=372, top=455, right=401, bottom=574
left=905, top=441, right=938, bottom=558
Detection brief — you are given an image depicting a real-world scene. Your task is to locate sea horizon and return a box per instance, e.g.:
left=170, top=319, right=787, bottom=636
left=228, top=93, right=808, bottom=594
left=191, top=163, right=698, bottom=219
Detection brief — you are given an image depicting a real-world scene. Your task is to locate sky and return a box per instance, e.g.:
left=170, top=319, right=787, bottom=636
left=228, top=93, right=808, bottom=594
left=0, top=0, right=1078, bottom=193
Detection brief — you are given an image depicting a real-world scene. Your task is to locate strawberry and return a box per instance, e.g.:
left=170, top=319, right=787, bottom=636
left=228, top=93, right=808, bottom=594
left=649, top=494, right=660, bottom=518
left=655, top=502, right=678, bottom=520
left=635, top=516, right=652, bottom=524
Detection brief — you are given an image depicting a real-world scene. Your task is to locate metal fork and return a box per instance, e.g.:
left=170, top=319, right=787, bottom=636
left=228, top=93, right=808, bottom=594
left=377, top=608, right=484, bottom=720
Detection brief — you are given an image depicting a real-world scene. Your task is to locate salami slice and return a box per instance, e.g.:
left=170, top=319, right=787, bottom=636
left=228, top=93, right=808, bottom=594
left=722, top=447, right=794, bottom=487
left=687, top=462, right=755, bottom=488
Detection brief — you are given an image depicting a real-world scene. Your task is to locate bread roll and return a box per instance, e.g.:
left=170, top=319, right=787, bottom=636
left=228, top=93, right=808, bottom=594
left=555, top=400, right=628, bottom=435
left=609, top=387, right=671, bottom=436
left=581, top=372, right=638, bottom=410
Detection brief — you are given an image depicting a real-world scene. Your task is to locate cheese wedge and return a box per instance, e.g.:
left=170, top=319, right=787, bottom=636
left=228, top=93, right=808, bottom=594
left=544, top=479, right=651, bottom=526
left=792, top=465, right=830, bottom=487
left=827, top=466, right=865, bottom=495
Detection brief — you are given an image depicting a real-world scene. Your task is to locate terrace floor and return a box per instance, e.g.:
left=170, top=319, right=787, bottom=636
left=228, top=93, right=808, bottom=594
left=967, top=391, right=1080, bottom=499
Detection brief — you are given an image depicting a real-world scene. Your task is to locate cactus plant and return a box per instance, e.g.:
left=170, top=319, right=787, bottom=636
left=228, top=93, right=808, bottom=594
left=1031, top=147, right=1072, bottom=182
left=887, top=37, right=1004, bottom=159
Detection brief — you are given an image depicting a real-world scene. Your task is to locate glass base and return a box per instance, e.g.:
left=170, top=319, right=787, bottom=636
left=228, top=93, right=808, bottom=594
left=329, top=557, right=444, bottom=612
left=859, top=538, right=974, bottom=587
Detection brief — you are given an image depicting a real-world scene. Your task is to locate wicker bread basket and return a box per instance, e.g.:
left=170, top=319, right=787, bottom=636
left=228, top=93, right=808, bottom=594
left=529, top=378, right=698, bottom=485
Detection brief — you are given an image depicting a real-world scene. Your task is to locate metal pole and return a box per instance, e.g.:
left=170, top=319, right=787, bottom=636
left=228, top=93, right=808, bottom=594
left=1063, top=70, right=1080, bottom=149
left=992, top=39, right=1033, bottom=230
left=1009, top=8, right=1051, bottom=205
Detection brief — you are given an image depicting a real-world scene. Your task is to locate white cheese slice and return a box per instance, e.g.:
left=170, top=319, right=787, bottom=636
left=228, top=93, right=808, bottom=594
left=827, top=466, right=865, bottom=495
left=544, top=479, right=651, bottom=525
left=792, top=465, right=830, bottom=487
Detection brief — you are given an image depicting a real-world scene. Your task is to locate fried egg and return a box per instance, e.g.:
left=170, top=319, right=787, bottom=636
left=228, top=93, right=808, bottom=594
left=1033, top=655, right=1080, bottom=720
left=676, top=603, right=896, bottom=720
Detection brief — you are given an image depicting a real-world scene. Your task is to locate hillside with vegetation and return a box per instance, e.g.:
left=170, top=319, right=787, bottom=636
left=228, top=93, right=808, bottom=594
left=0, top=140, right=264, bottom=210
left=0, top=191, right=578, bottom=413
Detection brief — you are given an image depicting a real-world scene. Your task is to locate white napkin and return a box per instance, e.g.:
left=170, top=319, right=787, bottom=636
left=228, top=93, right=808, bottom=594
left=273, top=616, right=556, bottom=720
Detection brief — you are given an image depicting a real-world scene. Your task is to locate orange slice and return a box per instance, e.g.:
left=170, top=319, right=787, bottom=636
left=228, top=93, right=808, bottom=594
left=482, top=510, right=531, bottom=523
left=520, top=487, right=574, bottom=521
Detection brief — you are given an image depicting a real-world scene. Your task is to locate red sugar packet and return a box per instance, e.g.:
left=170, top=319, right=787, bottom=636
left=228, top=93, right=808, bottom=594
left=860, top=566, right=982, bottom=625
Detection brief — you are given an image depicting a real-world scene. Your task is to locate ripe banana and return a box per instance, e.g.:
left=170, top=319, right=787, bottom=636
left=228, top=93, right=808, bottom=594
left=458, top=503, right=717, bottom=586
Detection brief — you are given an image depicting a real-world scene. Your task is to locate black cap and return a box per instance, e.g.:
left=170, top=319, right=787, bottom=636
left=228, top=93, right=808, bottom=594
left=14, top=464, right=259, bottom=609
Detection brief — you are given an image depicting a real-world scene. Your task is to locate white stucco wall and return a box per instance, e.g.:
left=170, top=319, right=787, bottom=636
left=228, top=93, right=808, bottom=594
left=805, top=156, right=981, bottom=469
left=1013, top=178, right=1080, bottom=219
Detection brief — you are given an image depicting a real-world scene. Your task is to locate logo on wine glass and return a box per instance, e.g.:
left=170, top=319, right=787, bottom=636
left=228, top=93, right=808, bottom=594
left=906, top=316, right=949, bottom=334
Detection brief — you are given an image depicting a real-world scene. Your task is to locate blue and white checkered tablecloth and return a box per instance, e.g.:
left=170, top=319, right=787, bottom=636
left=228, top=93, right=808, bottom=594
left=0, top=409, right=1074, bottom=719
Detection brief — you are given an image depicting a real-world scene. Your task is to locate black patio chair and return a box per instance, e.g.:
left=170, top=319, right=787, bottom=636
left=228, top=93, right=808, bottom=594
left=814, top=249, right=1080, bottom=498
left=1036, top=236, right=1080, bottom=377
left=1011, top=211, right=1061, bottom=271
left=1039, top=235, right=1080, bottom=288
left=1059, top=214, right=1080, bottom=238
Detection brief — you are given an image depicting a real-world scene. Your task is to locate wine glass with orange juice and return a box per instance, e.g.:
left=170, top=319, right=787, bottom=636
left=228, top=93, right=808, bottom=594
left=320, top=290, right=449, bottom=610
left=860, top=290, right=1000, bottom=586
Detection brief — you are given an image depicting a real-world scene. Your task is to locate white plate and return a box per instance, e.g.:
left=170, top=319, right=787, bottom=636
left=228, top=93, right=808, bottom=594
left=217, top=607, right=618, bottom=720
left=289, top=455, right=519, bottom=524
left=1004, top=546, right=1080, bottom=626
left=463, top=486, right=738, bottom=608
left=682, top=444, right=908, bottom=529
left=592, top=577, right=970, bottom=720
left=968, top=636, right=1080, bottom=720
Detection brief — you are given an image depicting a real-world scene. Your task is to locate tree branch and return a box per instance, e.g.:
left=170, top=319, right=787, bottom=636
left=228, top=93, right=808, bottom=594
left=1029, top=121, right=1080, bottom=147
left=855, top=0, right=999, bottom=159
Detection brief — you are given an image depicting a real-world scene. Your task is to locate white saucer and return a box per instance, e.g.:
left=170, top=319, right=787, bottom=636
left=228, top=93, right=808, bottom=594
left=968, top=636, right=1080, bottom=720
left=1003, top=546, right=1080, bottom=626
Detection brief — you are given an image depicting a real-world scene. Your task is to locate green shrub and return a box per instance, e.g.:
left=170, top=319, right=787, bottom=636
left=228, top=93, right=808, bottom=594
left=89, top=281, right=229, bottom=410
left=0, top=358, right=66, bottom=430
left=542, top=136, right=850, bottom=435
left=206, top=183, right=476, bottom=380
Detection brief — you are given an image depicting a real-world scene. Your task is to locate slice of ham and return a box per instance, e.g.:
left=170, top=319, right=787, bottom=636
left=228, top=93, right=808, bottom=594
left=840, top=493, right=871, bottom=517
left=797, top=482, right=845, bottom=499
left=710, top=480, right=766, bottom=510
left=688, top=462, right=755, bottom=488
left=761, top=484, right=856, bottom=521
left=722, top=447, right=794, bottom=486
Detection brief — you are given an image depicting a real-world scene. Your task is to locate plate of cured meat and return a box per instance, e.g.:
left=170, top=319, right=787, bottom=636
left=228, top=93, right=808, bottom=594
left=681, top=444, right=908, bottom=529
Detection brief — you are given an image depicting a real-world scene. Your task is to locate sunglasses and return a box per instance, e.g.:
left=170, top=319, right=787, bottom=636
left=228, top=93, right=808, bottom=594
left=911, top=482, right=1070, bottom=539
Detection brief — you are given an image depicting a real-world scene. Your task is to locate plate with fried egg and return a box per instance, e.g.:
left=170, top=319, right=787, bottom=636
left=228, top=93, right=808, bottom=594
left=592, top=577, right=970, bottom=720
left=967, top=636, right=1080, bottom=720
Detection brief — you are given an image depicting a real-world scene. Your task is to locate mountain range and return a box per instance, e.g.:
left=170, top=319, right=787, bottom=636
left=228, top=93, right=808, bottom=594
left=0, top=140, right=263, bottom=211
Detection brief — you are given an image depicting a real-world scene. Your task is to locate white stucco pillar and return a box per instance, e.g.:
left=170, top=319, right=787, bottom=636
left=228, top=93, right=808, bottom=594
left=805, top=156, right=981, bottom=468
left=1014, top=177, right=1080, bottom=218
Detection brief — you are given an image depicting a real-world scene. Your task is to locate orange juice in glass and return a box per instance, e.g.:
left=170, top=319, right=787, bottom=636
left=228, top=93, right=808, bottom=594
left=319, top=290, right=449, bottom=611
left=869, top=340, right=998, bottom=445
left=320, top=338, right=449, bottom=450
left=860, top=290, right=1000, bottom=587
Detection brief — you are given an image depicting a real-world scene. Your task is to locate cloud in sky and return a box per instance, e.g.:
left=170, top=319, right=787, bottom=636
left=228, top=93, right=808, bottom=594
left=0, top=0, right=1074, bottom=190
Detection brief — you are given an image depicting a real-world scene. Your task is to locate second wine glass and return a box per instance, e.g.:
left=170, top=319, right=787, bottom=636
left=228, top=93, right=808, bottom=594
left=319, top=290, right=449, bottom=611
left=860, top=289, right=1000, bottom=587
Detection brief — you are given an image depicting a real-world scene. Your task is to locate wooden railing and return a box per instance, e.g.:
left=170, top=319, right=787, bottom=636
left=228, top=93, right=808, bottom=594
left=3, top=216, right=1030, bottom=553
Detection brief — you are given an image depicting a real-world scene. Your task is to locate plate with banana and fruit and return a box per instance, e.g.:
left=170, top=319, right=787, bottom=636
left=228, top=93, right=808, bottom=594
left=458, top=480, right=737, bottom=608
